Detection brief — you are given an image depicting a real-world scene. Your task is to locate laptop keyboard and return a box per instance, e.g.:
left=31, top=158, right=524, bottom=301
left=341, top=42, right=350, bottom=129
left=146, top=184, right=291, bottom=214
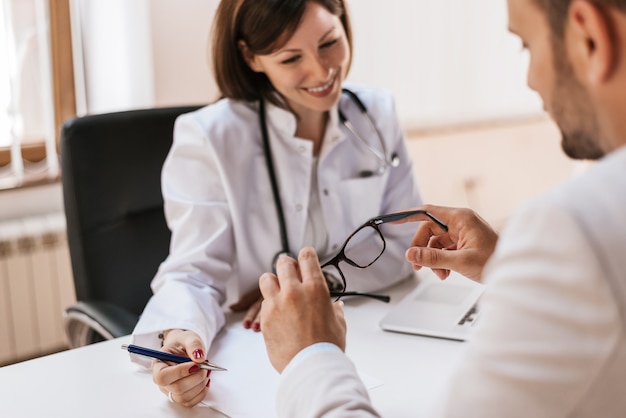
left=458, top=304, right=479, bottom=326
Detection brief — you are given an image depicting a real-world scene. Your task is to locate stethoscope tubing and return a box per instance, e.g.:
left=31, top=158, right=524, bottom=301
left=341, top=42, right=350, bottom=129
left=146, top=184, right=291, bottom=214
left=339, top=88, right=399, bottom=172
left=259, top=99, right=292, bottom=265
left=260, top=88, right=398, bottom=271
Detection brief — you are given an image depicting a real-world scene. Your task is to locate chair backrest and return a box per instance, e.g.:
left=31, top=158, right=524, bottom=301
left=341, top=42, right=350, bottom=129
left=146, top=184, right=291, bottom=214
left=60, top=106, right=201, bottom=317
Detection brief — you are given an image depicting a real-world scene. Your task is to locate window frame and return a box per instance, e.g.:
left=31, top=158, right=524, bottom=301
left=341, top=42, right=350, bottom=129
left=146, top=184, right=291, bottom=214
left=0, top=0, right=75, bottom=182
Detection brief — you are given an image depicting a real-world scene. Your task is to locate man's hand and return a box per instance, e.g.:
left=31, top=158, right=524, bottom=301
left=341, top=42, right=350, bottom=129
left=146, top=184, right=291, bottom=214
left=397, top=204, right=498, bottom=282
left=259, top=247, right=346, bottom=373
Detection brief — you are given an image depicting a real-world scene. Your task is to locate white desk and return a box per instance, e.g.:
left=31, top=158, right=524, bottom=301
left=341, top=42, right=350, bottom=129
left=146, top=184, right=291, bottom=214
left=0, top=275, right=465, bottom=418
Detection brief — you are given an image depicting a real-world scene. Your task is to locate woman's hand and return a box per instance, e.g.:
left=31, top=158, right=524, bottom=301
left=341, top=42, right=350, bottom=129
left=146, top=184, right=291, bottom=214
left=229, top=288, right=263, bottom=332
left=151, top=329, right=211, bottom=407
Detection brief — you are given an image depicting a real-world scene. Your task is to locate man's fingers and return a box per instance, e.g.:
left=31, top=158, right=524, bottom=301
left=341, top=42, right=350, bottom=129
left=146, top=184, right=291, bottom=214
left=297, top=247, right=326, bottom=287
left=274, top=253, right=300, bottom=288
left=406, top=246, right=458, bottom=271
left=259, top=272, right=280, bottom=299
left=332, top=300, right=345, bottom=320
left=433, top=268, right=451, bottom=280
left=410, top=222, right=437, bottom=247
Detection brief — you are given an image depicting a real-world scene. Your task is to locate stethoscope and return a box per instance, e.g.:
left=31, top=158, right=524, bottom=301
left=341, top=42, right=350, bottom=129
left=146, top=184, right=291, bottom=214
left=260, top=88, right=400, bottom=271
left=339, top=88, right=400, bottom=177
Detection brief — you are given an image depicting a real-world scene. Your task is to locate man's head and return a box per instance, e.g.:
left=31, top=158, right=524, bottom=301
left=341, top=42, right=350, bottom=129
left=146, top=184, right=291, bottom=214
left=508, top=0, right=626, bottom=159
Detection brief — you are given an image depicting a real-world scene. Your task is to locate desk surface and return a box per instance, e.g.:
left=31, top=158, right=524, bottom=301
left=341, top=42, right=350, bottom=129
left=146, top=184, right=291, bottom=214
left=0, top=274, right=466, bottom=418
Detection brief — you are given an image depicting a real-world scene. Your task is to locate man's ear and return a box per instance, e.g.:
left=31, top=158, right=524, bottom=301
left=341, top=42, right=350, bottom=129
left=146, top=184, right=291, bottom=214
left=566, top=0, right=616, bottom=85
left=238, top=40, right=263, bottom=73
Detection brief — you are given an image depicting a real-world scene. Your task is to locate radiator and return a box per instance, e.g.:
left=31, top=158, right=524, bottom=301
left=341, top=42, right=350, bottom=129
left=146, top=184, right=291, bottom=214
left=0, top=212, right=76, bottom=365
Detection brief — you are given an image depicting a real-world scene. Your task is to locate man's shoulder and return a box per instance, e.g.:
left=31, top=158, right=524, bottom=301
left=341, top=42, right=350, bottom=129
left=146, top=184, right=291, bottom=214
left=537, top=145, right=626, bottom=215
left=502, top=145, right=626, bottom=267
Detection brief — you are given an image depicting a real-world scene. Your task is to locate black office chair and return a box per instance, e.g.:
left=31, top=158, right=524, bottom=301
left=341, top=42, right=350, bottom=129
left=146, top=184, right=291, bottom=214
left=60, top=105, right=202, bottom=348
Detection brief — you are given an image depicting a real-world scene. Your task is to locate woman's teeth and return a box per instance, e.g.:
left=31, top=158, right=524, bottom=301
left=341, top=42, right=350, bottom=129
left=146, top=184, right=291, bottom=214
left=307, top=76, right=335, bottom=93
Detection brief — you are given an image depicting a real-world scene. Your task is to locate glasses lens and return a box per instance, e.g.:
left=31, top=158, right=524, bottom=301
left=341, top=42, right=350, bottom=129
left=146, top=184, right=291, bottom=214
left=321, top=264, right=345, bottom=292
left=344, top=225, right=384, bottom=267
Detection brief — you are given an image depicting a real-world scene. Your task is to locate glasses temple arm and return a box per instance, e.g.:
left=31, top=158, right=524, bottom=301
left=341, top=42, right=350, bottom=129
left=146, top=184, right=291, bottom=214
left=373, top=211, right=448, bottom=232
left=330, top=291, right=390, bottom=303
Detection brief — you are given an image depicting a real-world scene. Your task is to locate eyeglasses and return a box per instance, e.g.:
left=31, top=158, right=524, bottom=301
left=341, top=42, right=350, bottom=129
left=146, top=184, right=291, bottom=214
left=321, top=210, right=448, bottom=303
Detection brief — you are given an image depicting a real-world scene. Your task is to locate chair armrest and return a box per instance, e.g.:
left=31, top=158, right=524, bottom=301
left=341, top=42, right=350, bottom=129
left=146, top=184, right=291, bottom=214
left=63, top=301, right=139, bottom=348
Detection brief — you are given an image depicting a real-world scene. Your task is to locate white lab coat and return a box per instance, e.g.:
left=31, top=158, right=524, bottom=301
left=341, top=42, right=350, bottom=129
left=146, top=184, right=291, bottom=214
left=131, top=85, right=422, bottom=360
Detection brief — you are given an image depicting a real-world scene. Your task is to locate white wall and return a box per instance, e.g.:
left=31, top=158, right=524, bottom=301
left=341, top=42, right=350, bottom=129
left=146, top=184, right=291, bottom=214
left=75, top=0, right=543, bottom=127
left=0, top=182, right=63, bottom=220
left=149, top=0, right=220, bottom=106
left=73, top=0, right=219, bottom=114
left=346, top=1, right=542, bottom=129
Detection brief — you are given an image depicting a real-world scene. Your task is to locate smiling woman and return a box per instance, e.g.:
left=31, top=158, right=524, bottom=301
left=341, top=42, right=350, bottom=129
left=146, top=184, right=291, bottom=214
left=0, top=0, right=74, bottom=190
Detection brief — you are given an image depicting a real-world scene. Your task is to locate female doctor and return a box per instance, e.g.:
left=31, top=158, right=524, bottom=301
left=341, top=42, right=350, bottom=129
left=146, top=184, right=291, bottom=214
left=131, top=0, right=422, bottom=407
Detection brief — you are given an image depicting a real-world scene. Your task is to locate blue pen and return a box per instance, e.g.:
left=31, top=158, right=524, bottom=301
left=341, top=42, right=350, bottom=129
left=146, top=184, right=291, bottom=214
left=121, top=344, right=227, bottom=371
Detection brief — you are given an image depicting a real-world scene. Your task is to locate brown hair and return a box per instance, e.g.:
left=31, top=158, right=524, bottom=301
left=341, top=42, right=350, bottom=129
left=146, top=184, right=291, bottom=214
left=211, top=0, right=353, bottom=107
left=534, top=0, right=626, bottom=37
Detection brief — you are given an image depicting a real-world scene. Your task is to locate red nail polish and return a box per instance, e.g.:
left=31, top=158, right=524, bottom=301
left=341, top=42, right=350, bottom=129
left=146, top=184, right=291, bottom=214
left=189, top=364, right=200, bottom=374
left=206, top=370, right=211, bottom=377
left=206, top=378, right=211, bottom=388
left=193, top=349, right=204, bottom=360
left=243, top=320, right=251, bottom=329
left=253, top=322, right=260, bottom=332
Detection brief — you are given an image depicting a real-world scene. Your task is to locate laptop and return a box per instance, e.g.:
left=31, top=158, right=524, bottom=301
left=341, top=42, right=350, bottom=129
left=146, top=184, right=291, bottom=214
left=380, top=271, right=485, bottom=341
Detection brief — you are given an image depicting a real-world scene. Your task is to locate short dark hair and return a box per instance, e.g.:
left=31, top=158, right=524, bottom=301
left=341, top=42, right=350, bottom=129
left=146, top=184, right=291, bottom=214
left=534, top=0, right=626, bottom=37
left=211, top=0, right=353, bottom=107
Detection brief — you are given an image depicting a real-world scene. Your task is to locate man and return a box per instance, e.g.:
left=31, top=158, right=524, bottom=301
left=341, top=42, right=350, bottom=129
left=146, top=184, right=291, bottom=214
left=259, top=0, right=626, bottom=416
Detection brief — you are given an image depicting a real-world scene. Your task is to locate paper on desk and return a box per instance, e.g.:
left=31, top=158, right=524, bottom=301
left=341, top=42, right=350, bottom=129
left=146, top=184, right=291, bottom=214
left=200, top=325, right=382, bottom=417
left=200, top=325, right=277, bottom=417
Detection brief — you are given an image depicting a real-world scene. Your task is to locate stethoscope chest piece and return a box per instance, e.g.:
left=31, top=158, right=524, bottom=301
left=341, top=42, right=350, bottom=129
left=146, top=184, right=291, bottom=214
left=339, top=88, right=400, bottom=176
left=390, top=153, right=400, bottom=167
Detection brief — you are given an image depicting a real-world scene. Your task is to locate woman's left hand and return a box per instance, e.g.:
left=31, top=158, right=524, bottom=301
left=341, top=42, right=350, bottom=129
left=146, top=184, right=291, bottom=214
left=229, top=288, right=263, bottom=331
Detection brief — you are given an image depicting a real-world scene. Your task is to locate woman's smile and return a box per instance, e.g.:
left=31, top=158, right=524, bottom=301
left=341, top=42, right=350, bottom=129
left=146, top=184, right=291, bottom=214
left=305, top=71, right=337, bottom=97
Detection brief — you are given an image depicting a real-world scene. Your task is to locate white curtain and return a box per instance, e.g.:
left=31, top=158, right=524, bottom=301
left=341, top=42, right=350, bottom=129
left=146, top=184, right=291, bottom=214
left=73, top=0, right=154, bottom=114
left=0, top=0, right=57, bottom=188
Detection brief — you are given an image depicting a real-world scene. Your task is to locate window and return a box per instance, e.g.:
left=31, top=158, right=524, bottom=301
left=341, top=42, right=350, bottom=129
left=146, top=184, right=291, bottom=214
left=0, top=0, right=75, bottom=189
